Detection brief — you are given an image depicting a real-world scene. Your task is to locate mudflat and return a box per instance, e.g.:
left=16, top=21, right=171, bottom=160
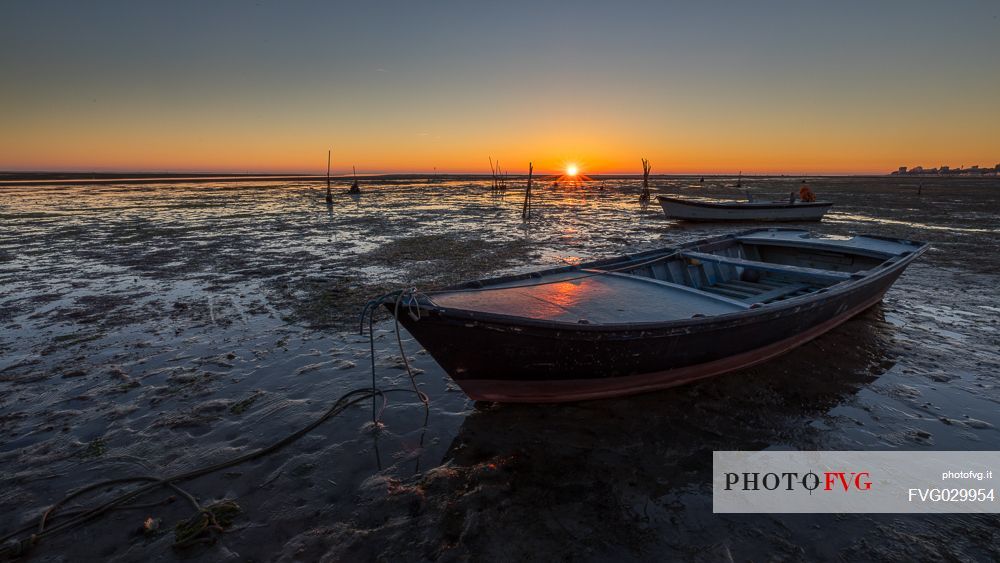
left=1, top=176, right=998, bottom=561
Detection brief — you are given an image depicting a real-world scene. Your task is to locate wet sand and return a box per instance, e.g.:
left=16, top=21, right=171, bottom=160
left=1, top=176, right=999, bottom=561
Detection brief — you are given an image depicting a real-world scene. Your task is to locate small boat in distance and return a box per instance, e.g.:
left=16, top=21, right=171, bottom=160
left=657, top=195, right=832, bottom=222
left=389, top=229, right=927, bottom=403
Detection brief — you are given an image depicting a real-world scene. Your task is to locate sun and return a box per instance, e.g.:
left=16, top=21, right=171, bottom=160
left=566, top=164, right=578, bottom=176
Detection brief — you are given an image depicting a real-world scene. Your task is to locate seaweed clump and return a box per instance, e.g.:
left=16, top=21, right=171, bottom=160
left=173, top=499, right=241, bottom=549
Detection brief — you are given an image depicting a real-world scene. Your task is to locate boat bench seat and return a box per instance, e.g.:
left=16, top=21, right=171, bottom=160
left=680, top=251, right=852, bottom=284
left=744, top=282, right=810, bottom=303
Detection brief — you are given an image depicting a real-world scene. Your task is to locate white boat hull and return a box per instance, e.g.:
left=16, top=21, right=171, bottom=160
left=657, top=196, right=831, bottom=222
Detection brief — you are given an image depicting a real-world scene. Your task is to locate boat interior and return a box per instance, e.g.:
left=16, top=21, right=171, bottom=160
left=426, top=231, right=923, bottom=325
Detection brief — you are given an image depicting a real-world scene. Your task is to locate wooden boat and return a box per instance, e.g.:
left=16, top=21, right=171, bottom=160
left=389, top=229, right=927, bottom=403
left=657, top=195, right=832, bottom=222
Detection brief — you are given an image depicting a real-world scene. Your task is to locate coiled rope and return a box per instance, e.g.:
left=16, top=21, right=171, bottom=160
left=0, top=386, right=424, bottom=559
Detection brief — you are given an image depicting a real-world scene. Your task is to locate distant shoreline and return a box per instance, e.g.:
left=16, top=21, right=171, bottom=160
left=0, top=171, right=943, bottom=187
left=0, top=173, right=341, bottom=186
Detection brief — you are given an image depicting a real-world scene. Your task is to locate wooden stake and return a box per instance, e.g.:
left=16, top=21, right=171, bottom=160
left=489, top=156, right=496, bottom=193
left=640, top=158, right=652, bottom=202
left=325, top=150, right=333, bottom=204
left=522, top=162, right=533, bottom=219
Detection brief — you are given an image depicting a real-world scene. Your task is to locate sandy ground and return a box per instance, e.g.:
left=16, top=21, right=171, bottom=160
left=1, top=176, right=998, bottom=561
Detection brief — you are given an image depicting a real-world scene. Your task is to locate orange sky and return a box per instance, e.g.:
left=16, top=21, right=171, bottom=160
left=4, top=113, right=995, bottom=176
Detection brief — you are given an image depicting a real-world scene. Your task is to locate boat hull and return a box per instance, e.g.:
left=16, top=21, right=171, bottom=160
left=657, top=196, right=831, bottom=222
left=394, top=265, right=904, bottom=403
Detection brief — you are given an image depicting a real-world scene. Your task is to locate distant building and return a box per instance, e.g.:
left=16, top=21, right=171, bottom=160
left=888, top=163, right=999, bottom=175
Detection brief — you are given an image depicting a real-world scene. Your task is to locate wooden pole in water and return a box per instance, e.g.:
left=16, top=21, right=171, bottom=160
left=325, top=150, right=333, bottom=204
left=489, top=156, right=496, bottom=193
left=640, top=158, right=652, bottom=202
left=522, top=162, right=533, bottom=220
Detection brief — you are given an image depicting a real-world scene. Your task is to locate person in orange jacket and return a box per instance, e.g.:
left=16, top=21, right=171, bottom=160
left=799, top=180, right=816, bottom=202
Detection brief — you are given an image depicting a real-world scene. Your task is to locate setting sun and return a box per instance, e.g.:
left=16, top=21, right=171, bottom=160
left=566, top=164, right=578, bottom=176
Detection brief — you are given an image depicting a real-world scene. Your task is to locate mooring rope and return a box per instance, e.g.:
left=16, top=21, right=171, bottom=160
left=0, top=385, right=425, bottom=559
left=393, top=291, right=431, bottom=408
left=358, top=288, right=432, bottom=427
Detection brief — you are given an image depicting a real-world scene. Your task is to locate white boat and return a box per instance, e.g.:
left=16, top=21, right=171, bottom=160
left=657, top=195, right=832, bottom=222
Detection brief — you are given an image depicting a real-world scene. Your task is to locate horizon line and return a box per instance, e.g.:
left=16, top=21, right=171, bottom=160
left=1, top=169, right=902, bottom=178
